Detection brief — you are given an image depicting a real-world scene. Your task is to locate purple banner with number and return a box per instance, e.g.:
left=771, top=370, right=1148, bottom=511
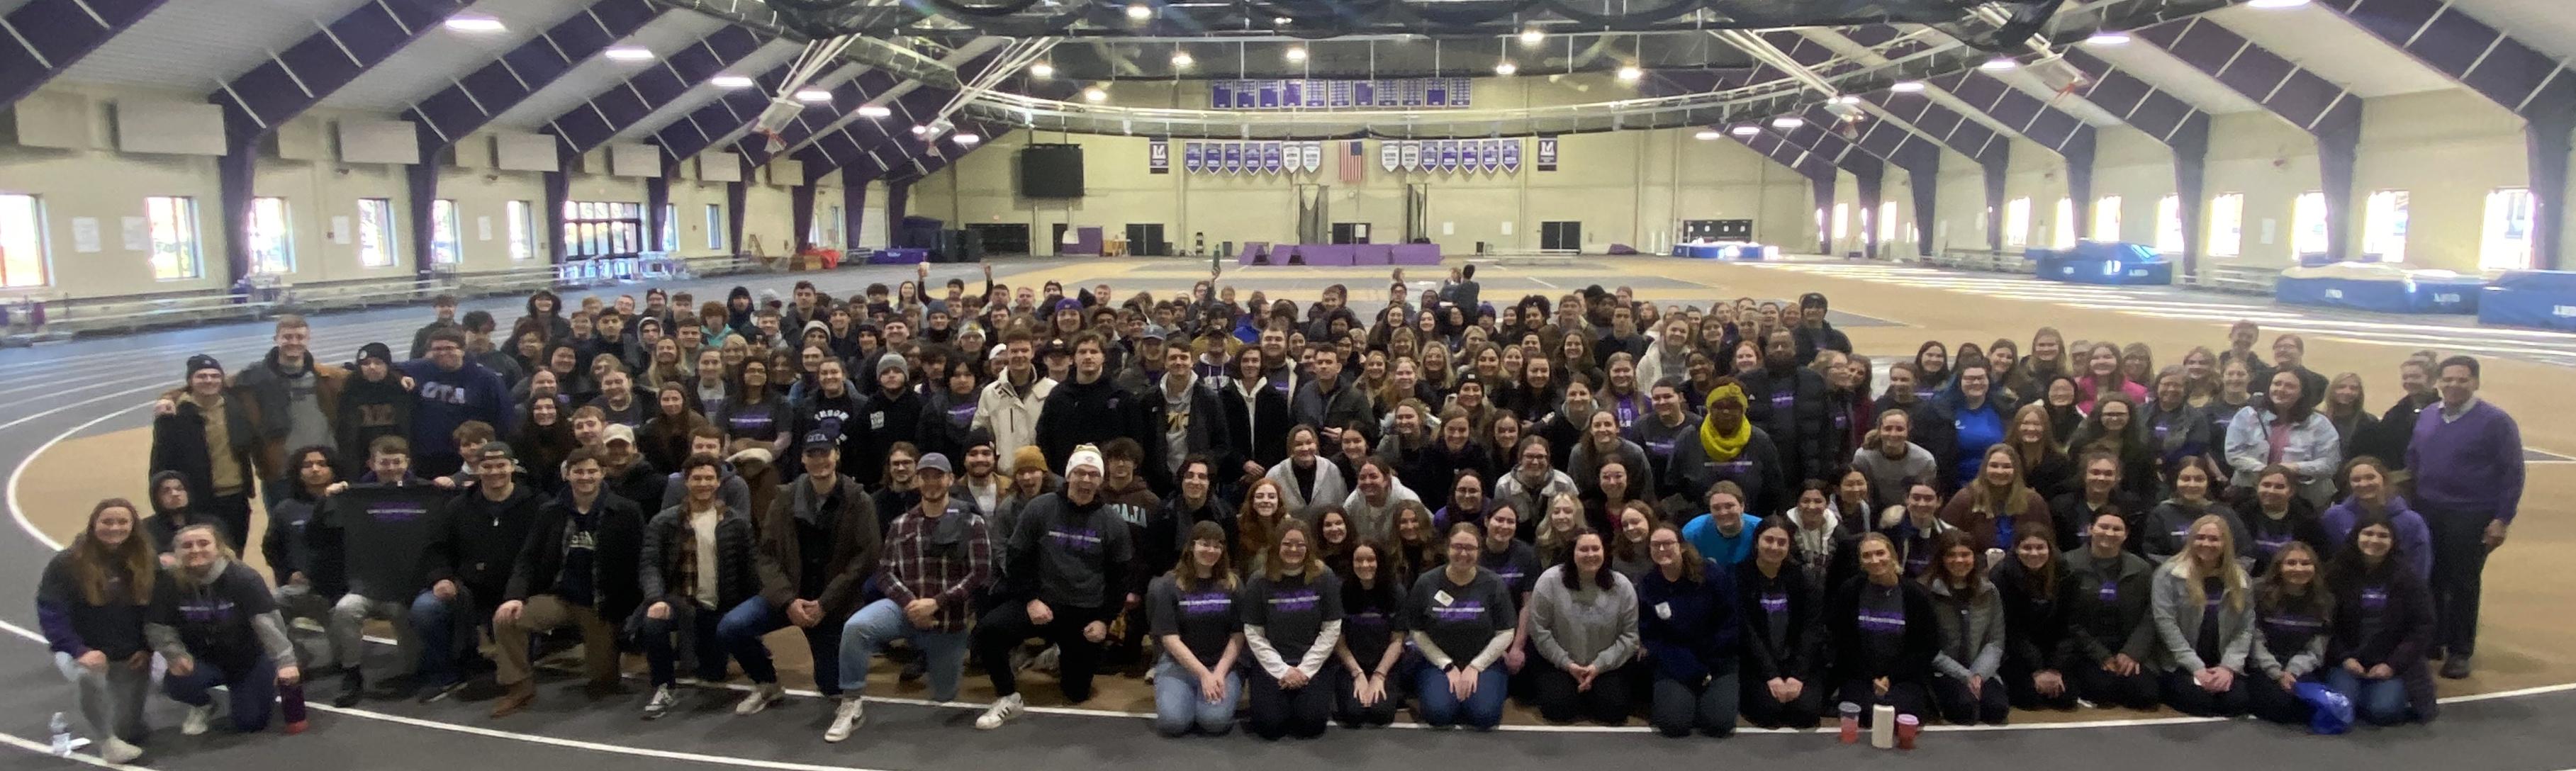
left=1185, top=142, right=1202, bottom=173
left=1501, top=138, right=1520, bottom=172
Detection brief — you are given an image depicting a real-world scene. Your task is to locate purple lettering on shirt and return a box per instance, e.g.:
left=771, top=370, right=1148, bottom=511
left=1048, top=526, right=1103, bottom=553
left=2361, top=586, right=2388, bottom=612
left=368, top=501, right=428, bottom=523
left=1430, top=602, right=1486, bottom=621
left=1760, top=591, right=1789, bottom=615
left=1180, top=590, right=1232, bottom=617
left=1267, top=587, right=1321, bottom=613
left=1857, top=610, right=1906, bottom=635
left=2097, top=582, right=2118, bottom=603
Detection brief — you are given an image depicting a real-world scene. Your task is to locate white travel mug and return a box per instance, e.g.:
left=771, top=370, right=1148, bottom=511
left=1871, top=704, right=1898, bottom=748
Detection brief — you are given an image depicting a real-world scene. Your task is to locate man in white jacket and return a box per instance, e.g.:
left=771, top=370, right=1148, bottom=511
left=975, top=332, right=1055, bottom=474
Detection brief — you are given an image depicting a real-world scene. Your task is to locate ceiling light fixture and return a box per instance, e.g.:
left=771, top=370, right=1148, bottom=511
left=794, top=89, right=831, bottom=103
left=1171, top=51, right=1193, bottom=68
left=1980, top=56, right=2020, bottom=71
left=1694, top=129, right=1721, bottom=140
left=1284, top=46, right=1306, bottom=62
left=1616, top=64, right=1642, bottom=81
left=2085, top=30, right=2132, bottom=46
left=1833, top=95, right=1861, bottom=105
left=442, top=16, right=505, bottom=33
left=1730, top=125, right=1759, bottom=136
left=1084, top=86, right=1109, bottom=103
left=603, top=47, right=654, bottom=62
left=2247, top=0, right=2309, bottom=8
left=711, top=75, right=756, bottom=89
left=1126, top=3, right=1151, bottom=21
left=1771, top=116, right=1805, bottom=128
left=911, top=125, right=929, bottom=135
left=1890, top=80, right=1927, bottom=93
left=856, top=105, right=892, bottom=118
left=1029, top=62, right=1054, bottom=78
left=953, top=133, right=981, bottom=145
left=1520, top=28, right=1545, bottom=45
left=1494, top=60, right=1517, bottom=76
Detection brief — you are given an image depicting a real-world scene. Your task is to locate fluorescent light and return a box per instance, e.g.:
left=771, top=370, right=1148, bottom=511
left=710, top=75, right=756, bottom=89
left=1520, top=28, right=1545, bottom=45
left=910, top=125, right=929, bottom=135
left=603, top=47, right=654, bottom=62
left=2247, top=0, right=2309, bottom=8
left=1030, top=62, right=1053, bottom=78
left=1730, top=125, right=1759, bottom=136
left=953, top=133, right=980, bottom=145
left=1494, top=60, right=1517, bottom=76
left=1171, top=51, right=1193, bottom=68
left=1273, top=16, right=1292, bottom=26
left=443, top=16, right=505, bottom=33
left=1832, top=95, right=1861, bottom=105
left=1891, top=80, right=1927, bottom=93
left=2085, top=31, right=2132, bottom=46
left=1694, top=129, right=1721, bottom=140
left=1616, top=64, right=1642, bottom=81
left=1771, top=116, right=1805, bottom=128
left=1980, top=56, right=2020, bottom=71
left=1126, top=3, right=1150, bottom=20
left=1083, top=86, right=1108, bottom=103
left=1284, top=46, right=1306, bottom=62
left=856, top=105, right=892, bottom=118
left=794, top=89, right=831, bottom=103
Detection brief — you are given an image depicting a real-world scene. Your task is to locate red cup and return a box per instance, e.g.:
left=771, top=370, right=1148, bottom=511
left=1895, top=714, right=1920, bottom=750
left=1838, top=702, right=1861, bottom=743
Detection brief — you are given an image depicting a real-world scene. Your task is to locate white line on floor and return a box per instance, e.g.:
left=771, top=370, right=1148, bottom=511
left=0, top=733, right=140, bottom=770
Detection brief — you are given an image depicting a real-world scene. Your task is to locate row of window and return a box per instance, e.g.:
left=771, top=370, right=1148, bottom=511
left=0, top=195, right=732, bottom=286
left=1973, top=188, right=2534, bottom=271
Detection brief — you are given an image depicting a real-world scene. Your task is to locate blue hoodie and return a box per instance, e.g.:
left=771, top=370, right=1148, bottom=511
left=400, top=358, right=510, bottom=458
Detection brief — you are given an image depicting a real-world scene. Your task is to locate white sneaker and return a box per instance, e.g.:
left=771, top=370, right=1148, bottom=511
left=733, top=683, right=785, bottom=716
left=974, top=693, right=1024, bottom=730
left=181, top=704, right=215, bottom=736
left=1030, top=646, right=1060, bottom=675
left=642, top=685, right=679, bottom=720
left=97, top=738, right=144, bottom=764
left=823, top=697, right=866, bottom=742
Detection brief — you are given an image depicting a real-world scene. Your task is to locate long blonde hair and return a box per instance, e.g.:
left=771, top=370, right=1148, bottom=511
left=1964, top=444, right=2034, bottom=521
left=2169, top=513, right=2250, bottom=612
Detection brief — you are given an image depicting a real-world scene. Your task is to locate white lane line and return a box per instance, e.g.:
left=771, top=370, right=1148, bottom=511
left=8, top=404, right=141, bottom=549
left=0, top=733, right=141, bottom=771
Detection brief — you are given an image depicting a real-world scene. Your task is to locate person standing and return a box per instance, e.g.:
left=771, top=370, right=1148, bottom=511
left=975, top=332, right=1056, bottom=476
left=827, top=453, right=990, bottom=741
left=2404, top=356, right=2522, bottom=680
left=488, top=446, right=646, bottom=716
left=228, top=315, right=346, bottom=483
left=403, top=330, right=510, bottom=477
left=149, top=355, right=258, bottom=553
left=725, top=434, right=880, bottom=716
left=36, top=500, right=155, bottom=763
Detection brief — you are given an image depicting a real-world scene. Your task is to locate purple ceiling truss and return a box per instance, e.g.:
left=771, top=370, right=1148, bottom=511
left=1767, top=117, right=1881, bottom=257
left=1927, top=71, right=2100, bottom=238
left=0, top=0, right=174, bottom=111
left=2315, top=0, right=2573, bottom=270
left=209, top=0, right=468, bottom=285
left=1863, top=91, right=2013, bottom=250
left=410, top=0, right=663, bottom=270
left=2134, top=16, right=2363, bottom=261
left=547, top=24, right=766, bottom=154
left=1842, top=99, right=1947, bottom=256
left=652, top=61, right=801, bottom=161
left=1727, top=130, right=1837, bottom=252
left=746, top=69, right=905, bottom=167
left=2059, top=49, right=2213, bottom=271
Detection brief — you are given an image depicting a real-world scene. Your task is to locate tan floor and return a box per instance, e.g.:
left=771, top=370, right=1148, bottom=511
left=26, top=256, right=2574, bottom=723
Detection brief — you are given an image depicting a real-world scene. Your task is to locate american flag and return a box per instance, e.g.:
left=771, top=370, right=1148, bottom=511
left=1337, top=139, right=1366, bottom=184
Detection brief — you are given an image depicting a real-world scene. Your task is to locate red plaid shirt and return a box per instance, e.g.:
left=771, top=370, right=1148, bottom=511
left=878, top=500, right=992, bottom=632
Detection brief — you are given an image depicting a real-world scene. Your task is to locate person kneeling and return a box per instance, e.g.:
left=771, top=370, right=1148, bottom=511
left=150, top=524, right=306, bottom=736
left=827, top=454, right=990, bottom=741
left=1242, top=519, right=1342, bottom=740
left=491, top=446, right=646, bottom=717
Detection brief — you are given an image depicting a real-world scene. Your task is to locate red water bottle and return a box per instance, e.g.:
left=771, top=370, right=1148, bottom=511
left=279, top=680, right=308, bottom=734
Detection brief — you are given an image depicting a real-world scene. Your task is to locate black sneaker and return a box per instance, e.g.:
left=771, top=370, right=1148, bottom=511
left=900, top=658, right=928, bottom=683
left=333, top=670, right=366, bottom=708
left=2441, top=653, right=2473, bottom=680
left=418, top=679, right=468, bottom=704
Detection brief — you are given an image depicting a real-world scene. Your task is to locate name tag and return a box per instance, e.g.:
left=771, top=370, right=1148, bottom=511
left=1653, top=601, right=1672, bottom=619
left=1433, top=590, right=1454, bottom=606
left=869, top=412, right=887, bottom=429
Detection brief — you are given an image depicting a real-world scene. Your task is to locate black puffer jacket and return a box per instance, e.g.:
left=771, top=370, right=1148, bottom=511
left=1735, top=363, right=1830, bottom=483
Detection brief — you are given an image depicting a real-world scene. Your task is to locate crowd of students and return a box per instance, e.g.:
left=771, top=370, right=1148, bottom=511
left=33, top=261, right=2527, bottom=761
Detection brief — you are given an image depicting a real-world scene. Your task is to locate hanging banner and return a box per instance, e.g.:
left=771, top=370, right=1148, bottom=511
left=1536, top=135, right=1558, bottom=171
left=1300, top=142, right=1321, bottom=173
left=1501, top=137, right=1521, bottom=173
left=1184, top=142, right=1202, bottom=173
left=1394, top=141, right=1414, bottom=171
left=1223, top=143, right=1242, bottom=174
left=1439, top=140, right=1460, bottom=172
left=1149, top=137, right=1170, bottom=175
left=1481, top=140, right=1500, bottom=173
left=1379, top=141, right=1399, bottom=172
left=1262, top=142, right=1283, bottom=174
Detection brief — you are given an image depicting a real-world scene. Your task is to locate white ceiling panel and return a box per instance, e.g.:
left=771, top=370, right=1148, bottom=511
left=322, top=0, right=595, bottom=114
left=0, top=0, right=35, bottom=16
left=2449, top=0, right=2576, bottom=62
left=607, top=38, right=802, bottom=144
left=1992, top=68, right=2127, bottom=128
left=2081, top=38, right=2266, bottom=115
left=2207, top=4, right=2458, bottom=99
left=59, top=0, right=377, bottom=90
left=481, top=11, right=727, bottom=131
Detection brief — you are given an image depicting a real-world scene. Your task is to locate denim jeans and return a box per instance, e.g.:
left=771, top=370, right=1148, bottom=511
left=408, top=588, right=483, bottom=687
left=718, top=597, right=844, bottom=696
left=640, top=605, right=729, bottom=686
left=837, top=598, right=971, bottom=701
left=164, top=655, right=278, bottom=733
left=1413, top=665, right=1508, bottom=730
left=1151, top=655, right=1241, bottom=736
left=2326, top=668, right=2413, bottom=725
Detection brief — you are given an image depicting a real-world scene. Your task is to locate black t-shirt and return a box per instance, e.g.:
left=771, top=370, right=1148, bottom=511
left=151, top=562, right=277, bottom=668
left=557, top=509, right=600, bottom=607
left=1479, top=540, right=1541, bottom=597
left=1857, top=580, right=1909, bottom=670
left=2194, top=576, right=2224, bottom=660
left=1147, top=574, right=1237, bottom=670
left=1340, top=579, right=1409, bottom=665
left=1404, top=568, right=1516, bottom=667
left=1241, top=569, right=1343, bottom=663
left=36, top=553, right=147, bottom=659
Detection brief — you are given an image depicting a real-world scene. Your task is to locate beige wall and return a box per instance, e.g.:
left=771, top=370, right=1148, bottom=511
left=0, top=81, right=834, bottom=300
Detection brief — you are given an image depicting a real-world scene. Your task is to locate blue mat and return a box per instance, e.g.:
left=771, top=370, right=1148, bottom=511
left=2478, top=271, right=2576, bottom=330
left=2033, top=242, right=2172, bottom=285
left=2277, top=275, right=2481, bottom=314
left=1674, top=243, right=1773, bottom=260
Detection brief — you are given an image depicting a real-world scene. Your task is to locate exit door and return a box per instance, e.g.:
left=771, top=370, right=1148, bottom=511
left=1331, top=223, right=1371, bottom=244
left=1540, top=221, right=1582, bottom=252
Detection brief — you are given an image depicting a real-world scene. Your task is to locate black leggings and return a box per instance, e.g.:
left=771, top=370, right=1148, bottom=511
left=1835, top=677, right=1930, bottom=726
left=1738, top=674, right=1827, bottom=728
left=2070, top=662, right=2162, bottom=710
left=2161, top=668, right=2250, bottom=716
left=1650, top=672, right=1740, bottom=737
left=1333, top=667, right=1404, bottom=728
left=2001, top=662, right=2081, bottom=711
left=970, top=602, right=1106, bottom=702
left=1930, top=672, right=2010, bottom=725
left=1246, top=668, right=1333, bottom=739
left=1530, top=659, right=1637, bottom=725
left=2247, top=671, right=2312, bottom=725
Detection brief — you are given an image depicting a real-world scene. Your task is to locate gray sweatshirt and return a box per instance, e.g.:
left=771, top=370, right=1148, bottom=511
left=1925, top=577, right=2005, bottom=680
left=1527, top=565, right=1640, bottom=671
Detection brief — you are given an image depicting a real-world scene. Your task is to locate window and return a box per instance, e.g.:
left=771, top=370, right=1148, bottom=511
left=245, top=197, right=294, bottom=275
left=505, top=201, right=536, bottom=261
left=1831, top=203, right=1850, bottom=241
left=659, top=203, right=677, bottom=252
left=2156, top=195, right=2184, bottom=254
left=2482, top=187, right=2536, bottom=271
left=2207, top=193, right=2244, bottom=257
left=2365, top=191, right=2409, bottom=263
left=144, top=196, right=202, bottom=281
left=1878, top=201, right=1897, bottom=242
left=1, top=193, right=47, bottom=288
left=2095, top=196, right=2122, bottom=242
left=2292, top=191, right=2328, bottom=256
left=704, top=203, right=724, bottom=251
left=563, top=201, right=644, bottom=258
left=357, top=198, right=398, bottom=268
left=2003, top=197, right=2031, bottom=247
left=2052, top=198, right=2076, bottom=249
left=430, top=199, right=462, bottom=266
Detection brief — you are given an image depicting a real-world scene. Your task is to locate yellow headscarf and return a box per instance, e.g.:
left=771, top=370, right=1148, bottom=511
left=1700, top=383, right=1751, bottom=461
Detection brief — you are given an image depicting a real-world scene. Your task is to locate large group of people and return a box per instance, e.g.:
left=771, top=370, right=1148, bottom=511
left=34, top=259, right=2527, bottom=762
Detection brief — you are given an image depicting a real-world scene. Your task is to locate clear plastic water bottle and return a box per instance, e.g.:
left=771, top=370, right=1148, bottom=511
left=47, top=712, right=71, bottom=757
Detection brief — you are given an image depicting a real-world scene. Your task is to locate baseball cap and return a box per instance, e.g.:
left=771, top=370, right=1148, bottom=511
left=917, top=453, right=953, bottom=475
left=1138, top=324, right=1167, bottom=342
left=800, top=430, right=836, bottom=452
left=601, top=424, right=635, bottom=446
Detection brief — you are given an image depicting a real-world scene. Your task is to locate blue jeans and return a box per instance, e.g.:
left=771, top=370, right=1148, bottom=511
left=640, top=606, right=729, bottom=687
left=164, top=655, right=278, bottom=733
left=1151, top=655, right=1241, bottom=736
left=2326, top=668, right=2413, bottom=725
left=837, top=598, right=971, bottom=701
left=718, top=597, right=844, bottom=696
left=1413, top=665, right=1507, bottom=730
left=409, top=589, right=483, bottom=687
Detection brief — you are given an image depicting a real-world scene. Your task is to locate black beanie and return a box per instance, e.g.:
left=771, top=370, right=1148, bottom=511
left=186, top=354, right=223, bottom=378
left=357, top=342, right=393, bottom=364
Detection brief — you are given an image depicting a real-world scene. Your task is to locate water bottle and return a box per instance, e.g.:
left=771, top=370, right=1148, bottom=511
left=47, top=712, right=71, bottom=757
